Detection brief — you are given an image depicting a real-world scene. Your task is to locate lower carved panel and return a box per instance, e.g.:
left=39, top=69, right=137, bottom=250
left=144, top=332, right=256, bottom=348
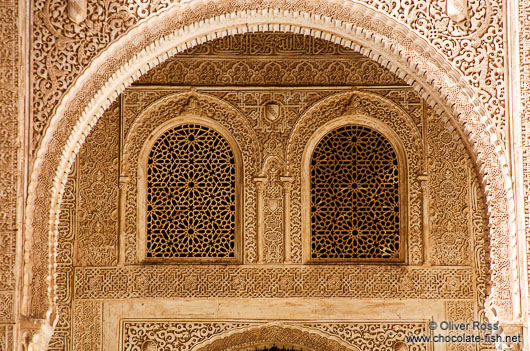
left=121, top=320, right=427, bottom=351
left=445, top=301, right=476, bottom=351
left=74, top=266, right=472, bottom=299
left=0, top=293, right=13, bottom=322
left=72, top=300, right=102, bottom=351
left=0, top=324, right=13, bottom=351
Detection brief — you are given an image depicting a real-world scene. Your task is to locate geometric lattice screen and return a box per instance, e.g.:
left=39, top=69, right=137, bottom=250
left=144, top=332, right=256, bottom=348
left=310, top=125, right=400, bottom=260
left=146, top=124, right=236, bottom=258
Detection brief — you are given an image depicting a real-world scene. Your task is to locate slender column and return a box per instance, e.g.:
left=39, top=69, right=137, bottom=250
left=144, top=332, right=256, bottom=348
left=280, top=176, right=293, bottom=264
left=418, top=174, right=430, bottom=266
left=254, top=177, right=267, bottom=264
left=118, top=176, right=129, bottom=265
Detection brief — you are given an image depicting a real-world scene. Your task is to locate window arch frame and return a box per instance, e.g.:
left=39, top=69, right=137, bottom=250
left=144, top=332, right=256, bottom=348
left=137, top=114, right=244, bottom=263
left=301, top=115, right=409, bottom=264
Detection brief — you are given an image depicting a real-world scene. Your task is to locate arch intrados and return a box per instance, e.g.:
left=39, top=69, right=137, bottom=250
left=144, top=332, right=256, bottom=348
left=23, top=1, right=516, bottom=349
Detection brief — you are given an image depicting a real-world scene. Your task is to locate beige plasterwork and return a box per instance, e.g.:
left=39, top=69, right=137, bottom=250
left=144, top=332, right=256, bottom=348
left=130, top=96, right=252, bottom=264
left=23, top=1, right=517, bottom=350
left=300, top=114, right=409, bottom=264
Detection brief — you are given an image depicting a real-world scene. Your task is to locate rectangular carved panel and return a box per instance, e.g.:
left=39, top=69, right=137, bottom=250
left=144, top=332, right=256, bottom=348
left=77, top=102, right=120, bottom=266
left=49, top=159, right=77, bottom=351
left=427, top=111, right=471, bottom=265
left=0, top=293, right=13, bottom=322
left=74, top=266, right=473, bottom=299
left=72, top=300, right=101, bottom=351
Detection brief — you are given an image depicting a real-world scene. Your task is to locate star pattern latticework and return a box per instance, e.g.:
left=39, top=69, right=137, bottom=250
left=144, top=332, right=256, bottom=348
left=310, top=125, right=400, bottom=259
left=146, top=124, right=236, bottom=258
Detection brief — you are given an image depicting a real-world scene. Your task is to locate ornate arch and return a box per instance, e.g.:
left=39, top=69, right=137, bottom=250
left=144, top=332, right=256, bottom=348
left=191, top=324, right=360, bottom=351
left=122, top=91, right=259, bottom=264
left=23, top=1, right=516, bottom=349
left=287, top=91, right=420, bottom=265
left=300, top=113, right=409, bottom=264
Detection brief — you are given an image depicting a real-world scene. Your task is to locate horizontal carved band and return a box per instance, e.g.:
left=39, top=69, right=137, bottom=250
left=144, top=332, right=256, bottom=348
left=74, top=266, right=472, bottom=299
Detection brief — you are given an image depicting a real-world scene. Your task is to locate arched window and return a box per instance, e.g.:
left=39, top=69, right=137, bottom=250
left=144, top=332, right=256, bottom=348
left=143, top=122, right=241, bottom=262
left=308, top=124, right=404, bottom=263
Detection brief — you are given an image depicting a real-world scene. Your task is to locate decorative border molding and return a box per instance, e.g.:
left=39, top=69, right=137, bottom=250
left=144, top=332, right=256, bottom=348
left=23, top=1, right=516, bottom=348
left=73, top=265, right=473, bottom=300
left=0, top=0, right=18, bottom=337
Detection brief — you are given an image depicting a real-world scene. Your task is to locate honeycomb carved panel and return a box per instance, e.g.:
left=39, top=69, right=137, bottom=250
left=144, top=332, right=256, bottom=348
left=310, top=125, right=400, bottom=261
left=146, top=124, right=237, bottom=259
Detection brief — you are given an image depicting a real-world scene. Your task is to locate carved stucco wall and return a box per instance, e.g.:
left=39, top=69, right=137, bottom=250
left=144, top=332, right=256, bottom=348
left=41, top=34, right=495, bottom=351
left=0, top=0, right=18, bottom=349
left=21, top=0, right=521, bottom=350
